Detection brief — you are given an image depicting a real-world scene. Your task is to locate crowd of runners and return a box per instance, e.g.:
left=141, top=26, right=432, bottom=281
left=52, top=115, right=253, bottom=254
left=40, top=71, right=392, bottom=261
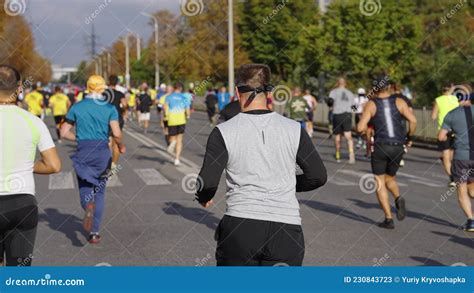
left=0, top=63, right=473, bottom=267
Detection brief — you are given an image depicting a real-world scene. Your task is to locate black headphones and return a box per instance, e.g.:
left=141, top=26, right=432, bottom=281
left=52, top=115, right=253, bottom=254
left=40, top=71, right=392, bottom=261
left=0, top=65, right=21, bottom=82
left=236, top=84, right=274, bottom=107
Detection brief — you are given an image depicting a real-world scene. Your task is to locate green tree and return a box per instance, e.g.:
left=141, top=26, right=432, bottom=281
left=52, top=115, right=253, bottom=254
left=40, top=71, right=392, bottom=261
left=320, top=0, right=422, bottom=90
left=412, top=0, right=474, bottom=105
left=238, top=0, right=319, bottom=83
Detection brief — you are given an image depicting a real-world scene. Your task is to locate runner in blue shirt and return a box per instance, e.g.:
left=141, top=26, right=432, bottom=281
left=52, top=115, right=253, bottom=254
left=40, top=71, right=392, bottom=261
left=217, top=86, right=230, bottom=111
left=61, top=75, right=126, bottom=244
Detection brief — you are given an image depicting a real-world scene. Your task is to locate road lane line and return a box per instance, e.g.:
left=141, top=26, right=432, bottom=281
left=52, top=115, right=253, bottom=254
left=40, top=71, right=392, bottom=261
left=49, top=171, right=75, bottom=190
left=134, top=168, right=171, bottom=185
left=107, top=174, right=123, bottom=187
left=124, top=128, right=200, bottom=175
left=336, top=169, right=408, bottom=187
left=329, top=177, right=358, bottom=186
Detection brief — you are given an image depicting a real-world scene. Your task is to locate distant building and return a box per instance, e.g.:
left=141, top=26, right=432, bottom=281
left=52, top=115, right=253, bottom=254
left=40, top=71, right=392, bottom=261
left=52, top=64, right=77, bottom=82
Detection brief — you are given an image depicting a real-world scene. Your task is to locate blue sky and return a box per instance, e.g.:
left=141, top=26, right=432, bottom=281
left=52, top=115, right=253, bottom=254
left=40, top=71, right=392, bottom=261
left=25, top=0, right=180, bottom=67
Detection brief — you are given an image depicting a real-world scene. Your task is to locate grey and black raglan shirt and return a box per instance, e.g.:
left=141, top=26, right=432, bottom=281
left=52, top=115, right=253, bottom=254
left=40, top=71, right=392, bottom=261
left=195, top=110, right=327, bottom=226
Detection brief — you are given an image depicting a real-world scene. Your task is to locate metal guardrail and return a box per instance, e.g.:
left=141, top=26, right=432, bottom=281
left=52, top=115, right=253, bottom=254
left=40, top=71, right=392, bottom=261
left=274, top=103, right=439, bottom=143
left=194, top=97, right=439, bottom=143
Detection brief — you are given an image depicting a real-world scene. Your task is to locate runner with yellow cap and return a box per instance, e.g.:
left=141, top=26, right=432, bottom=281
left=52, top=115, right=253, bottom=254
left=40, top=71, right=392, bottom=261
left=60, top=75, right=126, bottom=244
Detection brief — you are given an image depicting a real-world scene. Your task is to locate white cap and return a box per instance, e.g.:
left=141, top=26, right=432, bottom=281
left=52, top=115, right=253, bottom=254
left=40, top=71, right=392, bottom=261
left=357, top=88, right=366, bottom=95
left=160, top=83, right=166, bottom=89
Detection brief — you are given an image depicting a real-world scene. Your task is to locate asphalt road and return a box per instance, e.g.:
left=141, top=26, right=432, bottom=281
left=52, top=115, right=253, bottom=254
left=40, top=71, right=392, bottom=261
left=33, top=111, right=473, bottom=266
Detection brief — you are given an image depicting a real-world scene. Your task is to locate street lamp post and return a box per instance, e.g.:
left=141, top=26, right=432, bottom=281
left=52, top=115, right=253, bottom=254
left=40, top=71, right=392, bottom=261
left=124, top=35, right=131, bottom=89
left=107, top=52, right=111, bottom=78
left=97, top=56, right=103, bottom=76
left=228, top=0, right=235, bottom=97
left=102, top=53, right=108, bottom=81
left=142, top=12, right=160, bottom=89
left=136, top=32, right=141, bottom=60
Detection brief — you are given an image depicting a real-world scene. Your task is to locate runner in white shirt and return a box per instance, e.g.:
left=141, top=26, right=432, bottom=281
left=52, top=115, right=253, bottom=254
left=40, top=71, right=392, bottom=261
left=303, top=89, right=318, bottom=137
left=0, top=65, right=61, bottom=266
left=354, top=88, right=369, bottom=149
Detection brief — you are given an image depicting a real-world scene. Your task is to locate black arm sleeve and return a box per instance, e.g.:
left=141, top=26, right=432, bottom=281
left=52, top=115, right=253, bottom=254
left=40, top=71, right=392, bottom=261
left=195, top=127, right=228, bottom=203
left=296, top=128, right=327, bottom=192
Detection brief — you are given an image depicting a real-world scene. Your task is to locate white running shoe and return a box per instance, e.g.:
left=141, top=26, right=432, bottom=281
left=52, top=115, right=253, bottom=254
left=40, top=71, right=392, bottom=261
left=167, top=141, right=177, bottom=154
left=174, top=159, right=181, bottom=166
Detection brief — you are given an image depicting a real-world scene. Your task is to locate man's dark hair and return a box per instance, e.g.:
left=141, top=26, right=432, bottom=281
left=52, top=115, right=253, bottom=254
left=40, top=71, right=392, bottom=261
left=109, top=75, right=119, bottom=86
left=54, top=86, right=61, bottom=93
left=236, top=64, right=271, bottom=88
left=174, top=82, right=184, bottom=90
left=32, top=84, right=38, bottom=91
left=0, top=65, right=21, bottom=94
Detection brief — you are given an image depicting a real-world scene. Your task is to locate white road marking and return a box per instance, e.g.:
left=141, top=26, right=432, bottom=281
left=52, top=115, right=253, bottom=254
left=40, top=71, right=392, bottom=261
left=329, top=177, right=358, bottom=186
left=134, top=168, right=171, bottom=185
left=397, top=172, right=445, bottom=187
left=107, top=174, right=123, bottom=187
left=49, top=172, right=75, bottom=190
left=124, top=129, right=200, bottom=175
left=336, top=170, right=408, bottom=187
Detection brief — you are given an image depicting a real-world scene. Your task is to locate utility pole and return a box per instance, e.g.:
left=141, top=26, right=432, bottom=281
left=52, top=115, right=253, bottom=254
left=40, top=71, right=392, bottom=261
left=90, top=24, right=97, bottom=58
left=228, top=0, right=235, bottom=97
left=141, top=12, right=160, bottom=89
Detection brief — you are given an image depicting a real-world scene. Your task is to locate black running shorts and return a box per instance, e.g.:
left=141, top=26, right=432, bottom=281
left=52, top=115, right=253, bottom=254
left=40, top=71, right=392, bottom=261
left=438, top=132, right=455, bottom=151
left=371, top=143, right=404, bottom=176
left=215, top=215, right=305, bottom=266
left=168, top=124, right=186, bottom=136
left=451, top=160, right=474, bottom=183
left=332, top=113, right=352, bottom=135
left=0, top=194, right=38, bottom=266
left=54, top=115, right=65, bottom=125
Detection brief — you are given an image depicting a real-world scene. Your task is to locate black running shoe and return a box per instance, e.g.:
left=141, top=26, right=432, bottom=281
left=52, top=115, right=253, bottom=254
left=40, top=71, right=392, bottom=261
left=378, top=218, right=395, bottom=229
left=395, top=197, right=406, bottom=221
left=463, top=219, right=474, bottom=232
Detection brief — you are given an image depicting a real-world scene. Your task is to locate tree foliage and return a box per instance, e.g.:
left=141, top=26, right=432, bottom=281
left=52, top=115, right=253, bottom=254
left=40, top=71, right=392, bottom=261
left=0, top=1, right=52, bottom=84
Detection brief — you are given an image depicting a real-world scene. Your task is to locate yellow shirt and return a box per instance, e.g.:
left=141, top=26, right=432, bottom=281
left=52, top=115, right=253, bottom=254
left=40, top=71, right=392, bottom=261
left=76, top=92, right=84, bottom=102
left=149, top=89, right=157, bottom=101
left=24, top=91, right=44, bottom=116
left=435, top=95, right=459, bottom=130
left=49, top=93, right=70, bottom=116
left=129, top=89, right=137, bottom=107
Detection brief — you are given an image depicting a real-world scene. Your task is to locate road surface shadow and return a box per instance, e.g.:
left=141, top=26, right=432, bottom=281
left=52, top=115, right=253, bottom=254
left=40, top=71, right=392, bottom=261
left=300, top=200, right=377, bottom=225
left=348, top=199, right=458, bottom=228
left=410, top=256, right=445, bottom=266
left=39, top=208, right=88, bottom=247
left=162, top=202, right=220, bottom=230
left=431, top=231, right=474, bottom=249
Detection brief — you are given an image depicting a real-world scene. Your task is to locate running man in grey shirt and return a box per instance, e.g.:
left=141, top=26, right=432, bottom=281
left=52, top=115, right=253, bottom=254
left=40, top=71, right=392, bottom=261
left=195, top=64, right=327, bottom=266
left=329, top=78, right=356, bottom=163
left=438, top=90, right=474, bottom=232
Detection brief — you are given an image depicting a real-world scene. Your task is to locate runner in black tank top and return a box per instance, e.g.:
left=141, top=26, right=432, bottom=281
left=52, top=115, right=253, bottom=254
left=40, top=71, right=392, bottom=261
left=357, top=77, right=417, bottom=229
